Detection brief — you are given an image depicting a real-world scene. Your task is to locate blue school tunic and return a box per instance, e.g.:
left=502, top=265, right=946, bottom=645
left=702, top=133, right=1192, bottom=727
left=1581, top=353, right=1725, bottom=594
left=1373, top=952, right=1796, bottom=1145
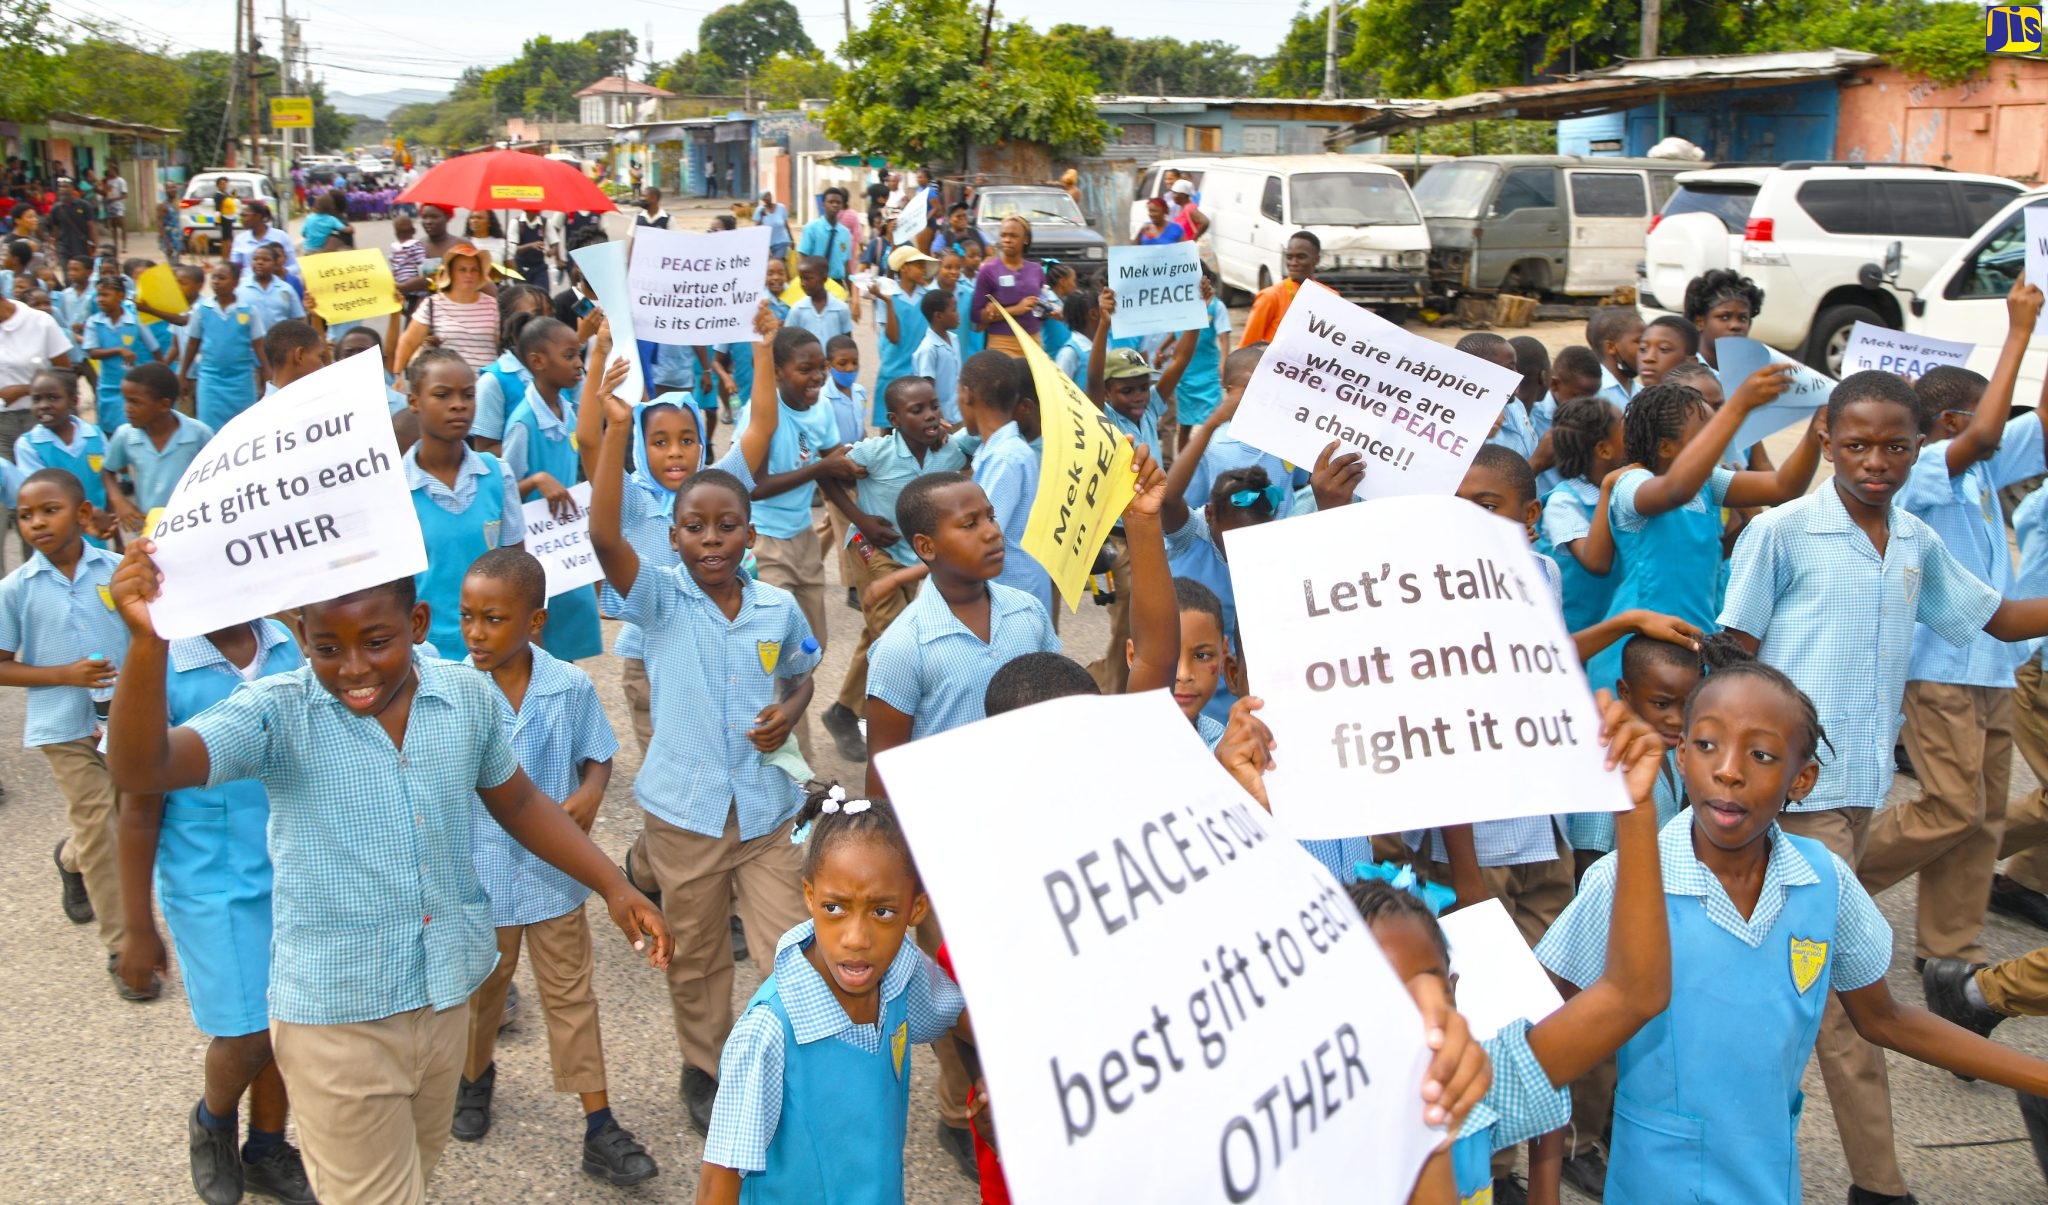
left=953, top=279, right=983, bottom=358
left=193, top=295, right=264, bottom=430
left=1536, top=477, right=1619, bottom=633
left=411, top=452, right=509, bottom=655
left=1586, top=466, right=1731, bottom=691
left=875, top=286, right=930, bottom=426
left=15, top=421, right=109, bottom=513
left=157, top=621, right=301, bottom=1037
left=477, top=353, right=530, bottom=444
left=84, top=313, right=159, bottom=426
left=739, top=972, right=909, bottom=1205
left=504, top=396, right=604, bottom=662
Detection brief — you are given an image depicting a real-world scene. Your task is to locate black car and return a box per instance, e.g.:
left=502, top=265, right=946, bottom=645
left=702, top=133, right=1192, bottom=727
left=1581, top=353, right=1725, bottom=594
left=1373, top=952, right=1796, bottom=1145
left=970, top=186, right=1108, bottom=283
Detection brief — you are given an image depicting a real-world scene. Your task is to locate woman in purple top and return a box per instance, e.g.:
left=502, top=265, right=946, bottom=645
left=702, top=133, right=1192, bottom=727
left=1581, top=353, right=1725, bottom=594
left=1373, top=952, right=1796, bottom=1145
left=1136, top=196, right=1185, bottom=245
left=972, top=214, right=1045, bottom=355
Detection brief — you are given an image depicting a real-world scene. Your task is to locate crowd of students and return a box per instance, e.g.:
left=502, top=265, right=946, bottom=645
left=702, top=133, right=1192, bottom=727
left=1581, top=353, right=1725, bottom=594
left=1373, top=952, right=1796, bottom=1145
left=3, top=194, right=2048, bottom=1205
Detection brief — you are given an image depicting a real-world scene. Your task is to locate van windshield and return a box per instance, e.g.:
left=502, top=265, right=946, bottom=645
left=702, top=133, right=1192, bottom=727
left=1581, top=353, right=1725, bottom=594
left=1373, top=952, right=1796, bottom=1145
left=1289, top=173, right=1420, bottom=226
left=1411, top=163, right=1497, bottom=219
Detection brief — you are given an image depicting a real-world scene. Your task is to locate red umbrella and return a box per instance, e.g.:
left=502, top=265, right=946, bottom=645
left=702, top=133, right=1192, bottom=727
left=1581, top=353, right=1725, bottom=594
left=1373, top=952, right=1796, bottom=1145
left=395, top=150, right=617, bottom=214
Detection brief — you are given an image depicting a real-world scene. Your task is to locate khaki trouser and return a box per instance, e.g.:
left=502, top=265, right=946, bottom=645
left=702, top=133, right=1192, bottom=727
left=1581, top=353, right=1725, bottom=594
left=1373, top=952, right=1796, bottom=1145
left=913, top=905, right=974, bottom=1128
left=463, top=910, right=607, bottom=1094
left=46, top=737, right=123, bottom=955
left=2002, top=656, right=2048, bottom=895
left=0, top=408, right=32, bottom=569
left=1862, top=681, right=2014, bottom=962
left=753, top=527, right=828, bottom=764
left=1980, top=948, right=2048, bottom=1017
left=815, top=494, right=859, bottom=592
left=641, top=807, right=808, bottom=1075
left=621, top=657, right=654, bottom=754
left=1085, top=535, right=1133, bottom=695
left=271, top=1003, right=468, bottom=1205
left=1782, top=805, right=1908, bottom=1197
left=836, top=545, right=918, bottom=713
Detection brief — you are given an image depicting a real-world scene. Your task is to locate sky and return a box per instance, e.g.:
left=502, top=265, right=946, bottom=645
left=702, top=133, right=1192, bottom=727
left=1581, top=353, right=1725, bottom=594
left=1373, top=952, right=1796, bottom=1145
left=45, top=0, right=1312, bottom=97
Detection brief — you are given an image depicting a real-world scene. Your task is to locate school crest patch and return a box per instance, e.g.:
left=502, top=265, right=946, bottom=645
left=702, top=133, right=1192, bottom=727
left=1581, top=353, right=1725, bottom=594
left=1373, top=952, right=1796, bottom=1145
left=236, top=311, right=250, bottom=325
left=97, top=584, right=115, bottom=610
left=87, top=455, right=103, bottom=472
left=891, top=1020, right=909, bottom=1080
left=1459, top=1185, right=1493, bottom=1205
left=1902, top=566, right=1921, bottom=607
left=1790, top=937, right=1828, bottom=995
left=482, top=520, right=502, bottom=547
left=757, top=639, right=781, bottom=675
left=120, top=334, right=133, bottom=346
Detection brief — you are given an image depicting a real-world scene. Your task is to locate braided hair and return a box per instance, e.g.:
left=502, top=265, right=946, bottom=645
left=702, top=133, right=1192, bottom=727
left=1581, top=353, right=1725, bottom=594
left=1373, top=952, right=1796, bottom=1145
left=1682, top=269, right=1764, bottom=324
left=795, top=784, right=922, bottom=891
left=1345, top=879, right=1449, bottom=963
left=1622, top=383, right=1711, bottom=468
left=1686, top=631, right=1829, bottom=766
left=1548, top=396, right=1620, bottom=482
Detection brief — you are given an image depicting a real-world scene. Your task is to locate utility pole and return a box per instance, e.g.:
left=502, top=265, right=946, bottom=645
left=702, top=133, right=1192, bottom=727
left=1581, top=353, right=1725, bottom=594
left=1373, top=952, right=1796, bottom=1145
left=231, top=0, right=244, bottom=166
left=280, top=3, right=296, bottom=175
left=1640, top=0, right=1660, bottom=58
left=245, top=0, right=266, bottom=176
left=1323, top=0, right=1339, bottom=99
left=842, top=0, right=853, bottom=45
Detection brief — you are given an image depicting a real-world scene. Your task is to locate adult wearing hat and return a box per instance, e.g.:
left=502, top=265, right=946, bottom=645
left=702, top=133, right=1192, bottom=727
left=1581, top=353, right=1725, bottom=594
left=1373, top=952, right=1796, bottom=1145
left=874, top=243, right=941, bottom=425
left=1170, top=177, right=1209, bottom=242
left=393, top=242, right=502, bottom=372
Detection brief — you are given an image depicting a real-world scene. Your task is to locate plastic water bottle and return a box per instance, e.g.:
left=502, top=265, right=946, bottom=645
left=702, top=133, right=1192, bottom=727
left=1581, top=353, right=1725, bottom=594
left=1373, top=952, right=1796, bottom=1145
left=88, top=653, right=114, bottom=721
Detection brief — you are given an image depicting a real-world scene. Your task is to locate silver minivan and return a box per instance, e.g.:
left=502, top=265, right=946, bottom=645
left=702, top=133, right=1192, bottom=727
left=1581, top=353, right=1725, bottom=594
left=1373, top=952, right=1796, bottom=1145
left=1413, top=155, right=1694, bottom=297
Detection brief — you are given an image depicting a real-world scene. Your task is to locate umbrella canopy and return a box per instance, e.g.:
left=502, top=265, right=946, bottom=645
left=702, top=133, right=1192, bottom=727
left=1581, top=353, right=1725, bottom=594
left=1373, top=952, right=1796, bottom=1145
left=396, top=150, right=616, bottom=214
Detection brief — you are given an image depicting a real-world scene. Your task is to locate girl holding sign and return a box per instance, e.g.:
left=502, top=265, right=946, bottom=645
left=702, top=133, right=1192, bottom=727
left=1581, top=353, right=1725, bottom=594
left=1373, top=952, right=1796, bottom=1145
left=500, top=313, right=604, bottom=663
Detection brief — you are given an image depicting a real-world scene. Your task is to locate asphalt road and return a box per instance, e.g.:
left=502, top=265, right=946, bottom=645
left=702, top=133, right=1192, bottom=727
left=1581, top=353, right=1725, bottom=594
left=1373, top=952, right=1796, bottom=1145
left=3, top=198, right=2045, bottom=1202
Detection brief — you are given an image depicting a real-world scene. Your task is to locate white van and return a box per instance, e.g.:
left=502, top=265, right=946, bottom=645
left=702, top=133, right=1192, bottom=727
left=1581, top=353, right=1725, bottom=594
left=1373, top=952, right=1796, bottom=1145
left=1130, top=155, right=1430, bottom=313
left=1903, top=185, right=2048, bottom=403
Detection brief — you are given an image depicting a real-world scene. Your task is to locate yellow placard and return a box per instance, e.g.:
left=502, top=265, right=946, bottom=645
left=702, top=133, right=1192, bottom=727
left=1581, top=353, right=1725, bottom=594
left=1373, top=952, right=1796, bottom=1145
left=270, top=97, right=313, bottom=129
left=489, top=184, right=544, bottom=201
left=301, top=249, right=401, bottom=323
left=135, top=263, right=186, bottom=327
left=996, top=308, right=1135, bottom=611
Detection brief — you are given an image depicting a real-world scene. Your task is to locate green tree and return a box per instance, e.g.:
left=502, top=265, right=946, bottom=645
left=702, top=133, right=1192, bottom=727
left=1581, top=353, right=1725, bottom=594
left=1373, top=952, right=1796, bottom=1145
left=469, top=30, right=639, bottom=120
left=655, top=50, right=733, bottom=95
left=1748, top=0, right=1987, bottom=84
left=753, top=51, right=843, bottom=105
left=1256, top=3, right=1374, bottom=97
left=1042, top=25, right=1258, bottom=96
left=701, top=0, right=814, bottom=81
left=56, top=35, right=190, bottom=127
left=0, top=0, right=66, bottom=122
left=177, top=50, right=237, bottom=168
left=826, top=0, right=1107, bottom=164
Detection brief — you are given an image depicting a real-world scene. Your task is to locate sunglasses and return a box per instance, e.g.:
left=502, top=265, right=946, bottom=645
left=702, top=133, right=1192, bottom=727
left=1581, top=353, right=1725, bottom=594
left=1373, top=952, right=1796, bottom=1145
left=1226, top=484, right=1285, bottom=513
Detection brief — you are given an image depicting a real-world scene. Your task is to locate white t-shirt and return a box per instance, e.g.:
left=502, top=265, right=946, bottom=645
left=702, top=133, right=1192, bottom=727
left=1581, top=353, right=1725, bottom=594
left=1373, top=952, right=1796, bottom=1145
left=0, top=304, right=77, bottom=412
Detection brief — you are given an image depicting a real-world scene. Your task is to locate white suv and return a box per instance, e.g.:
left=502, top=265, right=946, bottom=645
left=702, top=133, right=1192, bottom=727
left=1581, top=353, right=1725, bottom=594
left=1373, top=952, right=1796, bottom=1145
left=1638, top=163, right=2023, bottom=374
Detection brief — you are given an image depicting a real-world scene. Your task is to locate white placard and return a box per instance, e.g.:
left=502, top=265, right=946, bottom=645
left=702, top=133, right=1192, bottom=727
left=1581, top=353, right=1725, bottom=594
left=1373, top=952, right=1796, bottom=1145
left=1436, top=899, right=1564, bottom=1042
left=145, top=354, right=425, bottom=639
left=568, top=239, right=647, bottom=406
left=1711, top=336, right=1833, bottom=452
left=627, top=225, right=771, bottom=347
left=893, top=187, right=929, bottom=248
left=521, top=481, right=600, bottom=598
left=1107, top=241, right=1206, bottom=338
left=2026, top=205, right=2048, bottom=293
left=1230, top=281, right=1516, bottom=501
left=1226, top=493, right=1629, bottom=839
left=1839, top=322, right=1973, bottom=380
left=873, top=690, right=1439, bottom=1205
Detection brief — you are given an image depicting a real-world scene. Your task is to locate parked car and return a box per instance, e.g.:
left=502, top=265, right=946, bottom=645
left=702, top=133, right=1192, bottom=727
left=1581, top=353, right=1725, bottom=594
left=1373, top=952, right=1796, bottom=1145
left=969, top=185, right=1108, bottom=281
left=1413, top=155, right=1694, bottom=299
left=178, top=170, right=282, bottom=245
left=1638, top=162, right=2024, bottom=374
left=1900, top=186, right=2048, bottom=407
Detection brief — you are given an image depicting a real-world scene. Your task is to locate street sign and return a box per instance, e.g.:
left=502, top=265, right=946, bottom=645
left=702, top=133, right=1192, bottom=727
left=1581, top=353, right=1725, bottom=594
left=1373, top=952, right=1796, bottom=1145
left=270, top=97, right=313, bottom=128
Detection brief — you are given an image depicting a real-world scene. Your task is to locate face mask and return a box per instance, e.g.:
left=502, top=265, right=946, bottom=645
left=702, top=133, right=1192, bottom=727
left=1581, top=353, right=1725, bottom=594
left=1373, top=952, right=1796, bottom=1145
left=830, top=368, right=857, bottom=389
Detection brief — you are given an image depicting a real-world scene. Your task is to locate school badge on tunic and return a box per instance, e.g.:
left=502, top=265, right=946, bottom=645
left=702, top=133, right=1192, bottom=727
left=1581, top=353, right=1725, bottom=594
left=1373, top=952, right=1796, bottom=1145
left=891, top=1020, right=908, bottom=1080
left=1790, top=937, right=1828, bottom=995
left=757, top=640, right=782, bottom=675
left=482, top=520, right=501, bottom=546
left=97, top=585, right=115, bottom=610
left=87, top=455, right=102, bottom=472
left=121, top=335, right=133, bottom=346
left=237, top=311, right=249, bottom=324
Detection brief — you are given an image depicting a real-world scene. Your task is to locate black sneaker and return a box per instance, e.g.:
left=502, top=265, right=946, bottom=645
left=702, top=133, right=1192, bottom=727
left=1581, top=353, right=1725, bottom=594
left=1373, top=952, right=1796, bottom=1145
left=730, top=915, right=750, bottom=964
left=450, top=1063, right=495, bottom=1142
left=1895, top=742, right=1917, bottom=779
left=1492, top=1175, right=1530, bottom=1205
left=1561, top=1148, right=1607, bottom=1200
left=1923, top=958, right=2005, bottom=1063
left=582, top=1117, right=659, bottom=1186
left=241, top=1143, right=316, bottom=1204
left=820, top=702, right=869, bottom=762
left=2018, top=1091, right=2048, bottom=1184
left=936, top=1121, right=980, bottom=1183
left=1992, top=874, right=2048, bottom=932
left=621, top=850, right=661, bottom=909
left=188, top=1102, right=243, bottom=1205
left=498, top=982, right=520, bottom=1032
left=54, top=838, right=91, bottom=924
left=109, top=952, right=162, bottom=1002
left=681, top=1065, right=717, bottom=1137
left=1847, top=1188, right=1919, bottom=1205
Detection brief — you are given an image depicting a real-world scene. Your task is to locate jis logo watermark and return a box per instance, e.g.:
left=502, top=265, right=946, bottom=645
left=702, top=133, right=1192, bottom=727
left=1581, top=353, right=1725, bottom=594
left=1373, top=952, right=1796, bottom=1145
left=1987, top=5, right=2043, bottom=52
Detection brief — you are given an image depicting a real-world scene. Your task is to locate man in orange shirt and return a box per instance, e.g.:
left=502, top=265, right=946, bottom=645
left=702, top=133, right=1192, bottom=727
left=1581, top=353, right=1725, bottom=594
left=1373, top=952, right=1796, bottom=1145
left=1242, top=230, right=1321, bottom=345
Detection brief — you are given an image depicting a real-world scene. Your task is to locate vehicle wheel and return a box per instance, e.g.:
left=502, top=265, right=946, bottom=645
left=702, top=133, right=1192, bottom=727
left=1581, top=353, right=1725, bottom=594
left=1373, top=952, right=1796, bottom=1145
left=1258, top=266, right=1273, bottom=293
left=1376, top=306, right=1413, bottom=326
left=1221, top=284, right=1254, bottom=308
left=1806, top=304, right=1883, bottom=377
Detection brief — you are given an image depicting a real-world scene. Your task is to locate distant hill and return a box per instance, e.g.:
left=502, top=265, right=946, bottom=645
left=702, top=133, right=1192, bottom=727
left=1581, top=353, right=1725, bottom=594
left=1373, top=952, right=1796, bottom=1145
left=327, top=88, right=447, bottom=120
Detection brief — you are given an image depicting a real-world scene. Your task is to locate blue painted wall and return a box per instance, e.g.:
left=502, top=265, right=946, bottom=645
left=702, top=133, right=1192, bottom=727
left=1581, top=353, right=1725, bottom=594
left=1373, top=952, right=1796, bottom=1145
left=1557, top=82, right=1840, bottom=162
left=1103, top=105, right=1387, bottom=156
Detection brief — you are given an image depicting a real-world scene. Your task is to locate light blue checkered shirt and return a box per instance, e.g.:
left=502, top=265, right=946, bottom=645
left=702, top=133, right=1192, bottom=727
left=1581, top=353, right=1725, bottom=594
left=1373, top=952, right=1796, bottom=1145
left=619, top=566, right=822, bottom=839
left=467, top=646, right=619, bottom=927
left=1540, top=476, right=1600, bottom=548
left=402, top=443, right=524, bottom=541
left=103, top=412, right=215, bottom=511
left=473, top=351, right=531, bottom=442
left=1719, top=484, right=2000, bottom=811
left=1183, top=421, right=1299, bottom=518
left=1458, top=1016, right=1572, bottom=1151
left=705, top=919, right=964, bottom=1174
left=1486, top=399, right=1540, bottom=461
left=845, top=429, right=975, bottom=568
left=2015, top=487, right=2048, bottom=661
left=498, top=388, right=574, bottom=488
left=866, top=580, right=1060, bottom=740
left=0, top=545, right=128, bottom=747
left=607, top=446, right=755, bottom=660
left=1901, top=418, right=2045, bottom=686
left=184, top=652, right=521, bottom=1024
left=973, top=421, right=1054, bottom=616
left=1611, top=464, right=1733, bottom=533
left=1538, top=814, right=1890, bottom=994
